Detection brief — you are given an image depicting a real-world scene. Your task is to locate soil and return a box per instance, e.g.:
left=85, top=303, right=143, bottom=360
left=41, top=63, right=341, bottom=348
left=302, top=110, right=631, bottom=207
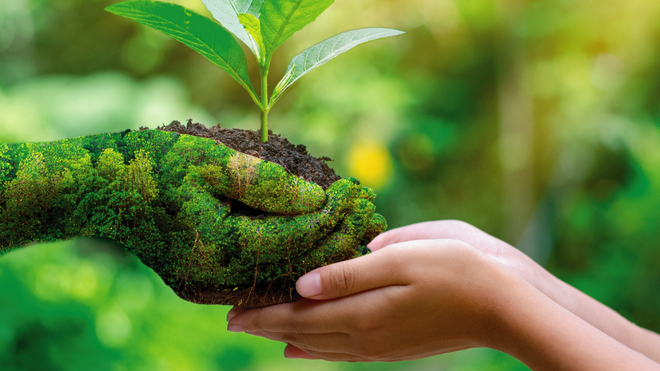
left=148, top=119, right=341, bottom=190
left=184, top=282, right=302, bottom=308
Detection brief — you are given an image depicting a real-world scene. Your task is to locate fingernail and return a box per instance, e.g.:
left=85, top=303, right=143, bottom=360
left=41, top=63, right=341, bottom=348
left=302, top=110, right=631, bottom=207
left=296, top=272, right=322, bottom=297
left=227, top=307, right=246, bottom=322
left=227, top=324, right=245, bottom=333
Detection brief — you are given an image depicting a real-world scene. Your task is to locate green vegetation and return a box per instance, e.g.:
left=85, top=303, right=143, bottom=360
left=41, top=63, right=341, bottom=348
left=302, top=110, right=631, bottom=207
left=0, top=131, right=385, bottom=306
left=105, top=0, right=404, bottom=142
left=2, top=0, right=660, bottom=368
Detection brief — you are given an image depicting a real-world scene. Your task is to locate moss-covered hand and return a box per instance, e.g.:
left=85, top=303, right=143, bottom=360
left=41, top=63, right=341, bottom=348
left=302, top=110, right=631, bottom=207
left=0, top=129, right=386, bottom=306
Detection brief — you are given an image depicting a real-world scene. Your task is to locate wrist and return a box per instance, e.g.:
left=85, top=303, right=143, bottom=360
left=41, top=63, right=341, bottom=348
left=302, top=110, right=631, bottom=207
left=478, top=261, right=590, bottom=368
left=481, top=267, right=660, bottom=371
left=456, top=255, right=539, bottom=350
left=542, top=271, right=645, bottom=352
left=475, top=257, right=535, bottom=350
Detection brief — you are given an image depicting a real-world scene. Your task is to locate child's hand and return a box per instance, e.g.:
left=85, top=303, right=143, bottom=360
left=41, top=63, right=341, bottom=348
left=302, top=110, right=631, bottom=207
left=226, top=230, right=660, bottom=369
left=228, top=239, right=514, bottom=361
left=365, top=221, right=660, bottom=362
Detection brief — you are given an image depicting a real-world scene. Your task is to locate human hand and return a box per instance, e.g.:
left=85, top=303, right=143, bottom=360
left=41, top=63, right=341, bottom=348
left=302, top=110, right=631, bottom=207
left=370, top=221, right=660, bottom=363
left=226, top=239, right=511, bottom=361
left=367, top=221, right=563, bottom=307
left=226, top=235, right=660, bottom=369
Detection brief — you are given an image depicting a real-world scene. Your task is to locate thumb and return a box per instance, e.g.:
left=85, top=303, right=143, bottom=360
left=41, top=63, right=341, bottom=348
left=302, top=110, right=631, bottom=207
left=295, top=248, right=407, bottom=300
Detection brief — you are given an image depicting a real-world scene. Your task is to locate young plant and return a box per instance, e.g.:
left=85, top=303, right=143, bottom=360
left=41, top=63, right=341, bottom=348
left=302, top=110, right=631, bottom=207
left=106, top=0, right=404, bottom=142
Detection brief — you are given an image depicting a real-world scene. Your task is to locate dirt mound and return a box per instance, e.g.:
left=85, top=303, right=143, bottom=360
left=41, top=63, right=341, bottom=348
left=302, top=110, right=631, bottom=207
left=151, top=119, right=341, bottom=190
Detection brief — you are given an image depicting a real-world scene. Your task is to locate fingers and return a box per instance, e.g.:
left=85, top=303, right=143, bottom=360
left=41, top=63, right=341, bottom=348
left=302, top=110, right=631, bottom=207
left=226, top=306, right=247, bottom=322
left=177, top=176, right=232, bottom=237
left=251, top=330, right=352, bottom=354
left=367, top=220, right=497, bottom=252
left=296, top=247, right=408, bottom=300
left=220, top=178, right=364, bottom=269
left=363, top=213, right=387, bottom=243
left=322, top=178, right=362, bottom=213
left=301, top=197, right=375, bottom=269
left=163, top=135, right=326, bottom=214
left=196, top=153, right=327, bottom=214
left=284, top=344, right=360, bottom=361
left=228, top=299, right=348, bottom=334
left=358, top=185, right=376, bottom=203
left=228, top=283, right=407, bottom=334
left=367, top=222, right=434, bottom=251
left=237, top=158, right=326, bottom=214
left=284, top=344, right=320, bottom=360
left=283, top=344, right=418, bottom=362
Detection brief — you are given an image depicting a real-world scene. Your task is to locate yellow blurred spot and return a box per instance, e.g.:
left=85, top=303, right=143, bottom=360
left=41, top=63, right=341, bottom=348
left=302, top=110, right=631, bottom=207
left=348, top=140, right=393, bottom=189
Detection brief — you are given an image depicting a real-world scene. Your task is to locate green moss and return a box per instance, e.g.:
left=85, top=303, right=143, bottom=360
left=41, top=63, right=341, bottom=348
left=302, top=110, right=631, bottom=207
left=0, top=144, right=13, bottom=193
left=0, top=130, right=387, bottom=305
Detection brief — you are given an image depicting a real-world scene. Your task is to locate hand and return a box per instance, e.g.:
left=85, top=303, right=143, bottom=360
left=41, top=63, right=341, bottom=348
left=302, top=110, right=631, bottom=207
left=226, top=236, right=660, bottom=369
left=228, top=221, right=660, bottom=370
left=163, top=134, right=386, bottom=306
left=366, top=221, right=660, bottom=362
left=0, top=130, right=387, bottom=307
left=226, top=239, right=511, bottom=361
left=368, top=221, right=563, bottom=309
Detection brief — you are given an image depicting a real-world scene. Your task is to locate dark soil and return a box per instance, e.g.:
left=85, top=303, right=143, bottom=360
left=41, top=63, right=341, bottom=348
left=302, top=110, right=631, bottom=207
left=150, top=119, right=341, bottom=190
left=182, top=281, right=302, bottom=308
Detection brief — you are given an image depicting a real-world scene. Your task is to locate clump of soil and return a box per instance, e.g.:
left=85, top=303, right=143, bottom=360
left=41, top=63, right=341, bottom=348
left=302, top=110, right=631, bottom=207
left=185, top=284, right=301, bottom=308
left=150, top=119, right=341, bottom=189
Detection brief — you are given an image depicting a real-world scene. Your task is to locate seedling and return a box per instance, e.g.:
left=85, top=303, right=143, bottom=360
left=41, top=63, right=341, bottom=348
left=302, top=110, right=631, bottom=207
left=106, top=0, right=404, bottom=142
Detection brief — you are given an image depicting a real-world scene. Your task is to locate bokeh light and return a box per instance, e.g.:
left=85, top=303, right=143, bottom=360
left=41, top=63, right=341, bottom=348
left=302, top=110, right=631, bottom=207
left=1, top=0, right=660, bottom=369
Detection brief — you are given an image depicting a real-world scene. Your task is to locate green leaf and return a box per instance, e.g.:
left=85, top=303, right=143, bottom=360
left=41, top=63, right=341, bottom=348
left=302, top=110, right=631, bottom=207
left=106, top=1, right=259, bottom=105
left=238, top=13, right=266, bottom=64
left=271, top=28, right=404, bottom=102
left=260, top=0, right=334, bottom=59
left=200, top=0, right=260, bottom=56
left=232, top=0, right=263, bottom=17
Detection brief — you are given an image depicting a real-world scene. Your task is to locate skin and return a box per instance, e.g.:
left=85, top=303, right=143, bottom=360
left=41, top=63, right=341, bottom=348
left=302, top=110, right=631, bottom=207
left=0, top=130, right=386, bottom=306
left=367, top=221, right=660, bottom=363
left=226, top=221, right=660, bottom=369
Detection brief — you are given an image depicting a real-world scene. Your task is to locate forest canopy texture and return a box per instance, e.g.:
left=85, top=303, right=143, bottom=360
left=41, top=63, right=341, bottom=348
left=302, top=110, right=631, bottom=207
left=0, top=129, right=385, bottom=307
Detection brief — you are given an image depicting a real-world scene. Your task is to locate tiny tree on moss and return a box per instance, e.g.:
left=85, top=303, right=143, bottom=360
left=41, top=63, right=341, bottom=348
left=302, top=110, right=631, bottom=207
left=106, top=0, right=404, bottom=142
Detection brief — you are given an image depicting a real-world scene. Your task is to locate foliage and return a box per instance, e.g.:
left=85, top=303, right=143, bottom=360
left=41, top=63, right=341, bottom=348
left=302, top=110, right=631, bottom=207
left=1, top=0, right=660, bottom=369
left=105, top=0, right=403, bottom=142
left=0, top=131, right=385, bottom=306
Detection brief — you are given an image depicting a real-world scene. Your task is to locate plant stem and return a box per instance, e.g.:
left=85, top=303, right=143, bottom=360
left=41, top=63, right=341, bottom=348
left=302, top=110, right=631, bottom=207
left=260, top=110, right=268, bottom=143
left=260, top=66, right=270, bottom=143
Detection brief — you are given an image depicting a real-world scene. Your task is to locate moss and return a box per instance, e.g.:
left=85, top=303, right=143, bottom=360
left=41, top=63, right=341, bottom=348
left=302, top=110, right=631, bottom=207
left=0, top=144, right=13, bottom=193
left=0, top=130, right=387, bottom=306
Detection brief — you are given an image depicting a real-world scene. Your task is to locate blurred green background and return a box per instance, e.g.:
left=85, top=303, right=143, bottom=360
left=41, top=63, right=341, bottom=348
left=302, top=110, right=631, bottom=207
left=1, top=0, right=660, bottom=369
